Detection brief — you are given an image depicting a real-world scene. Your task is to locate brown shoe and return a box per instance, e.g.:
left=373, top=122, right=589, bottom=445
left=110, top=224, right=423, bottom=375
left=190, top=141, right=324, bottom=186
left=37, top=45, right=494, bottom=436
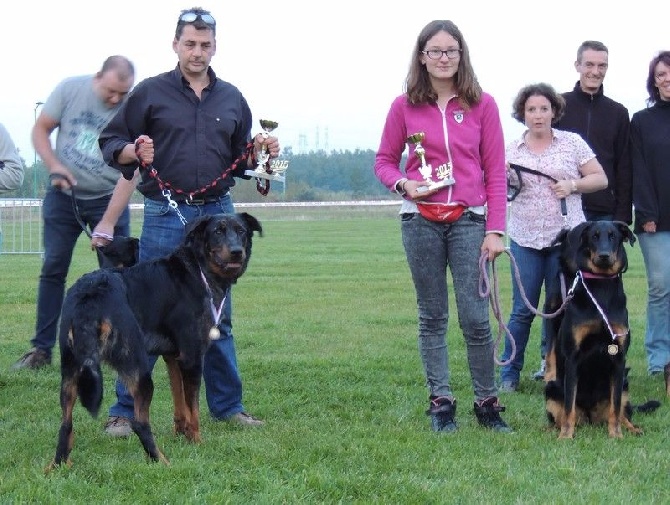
left=11, top=348, right=51, bottom=370
left=104, top=416, right=133, bottom=438
left=664, top=362, right=670, bottom=397
left=226, top=411, right=264, bottom=427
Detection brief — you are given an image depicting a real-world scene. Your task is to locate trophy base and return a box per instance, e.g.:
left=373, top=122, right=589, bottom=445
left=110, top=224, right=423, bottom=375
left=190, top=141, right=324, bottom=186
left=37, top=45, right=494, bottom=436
left=244, top=169, right=286, bottom=183
left=416, top=178, right=455, bottom=194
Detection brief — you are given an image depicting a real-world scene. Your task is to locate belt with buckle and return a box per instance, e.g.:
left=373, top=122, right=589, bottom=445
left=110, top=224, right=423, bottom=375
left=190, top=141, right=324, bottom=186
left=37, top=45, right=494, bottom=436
left=180, top=193, right=227, bottom=206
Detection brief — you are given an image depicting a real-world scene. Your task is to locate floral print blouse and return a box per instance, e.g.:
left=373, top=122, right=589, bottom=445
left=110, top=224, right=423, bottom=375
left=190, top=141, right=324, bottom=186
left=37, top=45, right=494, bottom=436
left=507, top=129, right=595, bottom=249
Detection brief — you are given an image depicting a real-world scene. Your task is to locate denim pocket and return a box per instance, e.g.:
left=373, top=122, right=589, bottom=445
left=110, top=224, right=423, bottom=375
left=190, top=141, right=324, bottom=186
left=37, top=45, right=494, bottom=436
left=215, top=194, right=234, bottom=214
left=143, top=198, right=172, bottom=217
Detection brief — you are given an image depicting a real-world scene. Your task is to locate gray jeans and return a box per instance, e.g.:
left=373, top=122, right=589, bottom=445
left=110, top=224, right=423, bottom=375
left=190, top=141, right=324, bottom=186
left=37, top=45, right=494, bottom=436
left=401, top=211, right=497, bottom=401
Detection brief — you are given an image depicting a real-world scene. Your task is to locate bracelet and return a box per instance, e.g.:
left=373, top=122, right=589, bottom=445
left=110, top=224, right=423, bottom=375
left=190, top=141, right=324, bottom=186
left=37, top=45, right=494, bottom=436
left=571, top=180, right=578, bottom=194
left=91, top=231, right=114, bottom=241
left=396, top=178, right=408, bottom=196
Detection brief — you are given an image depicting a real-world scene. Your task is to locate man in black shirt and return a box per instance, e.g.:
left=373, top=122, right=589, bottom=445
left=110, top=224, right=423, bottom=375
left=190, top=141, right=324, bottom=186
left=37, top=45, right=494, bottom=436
left=555, top=40, right=632, bottom=224
left=97, top=7, right=279, bottom=435
left=532, top=41, right=632, bottom=381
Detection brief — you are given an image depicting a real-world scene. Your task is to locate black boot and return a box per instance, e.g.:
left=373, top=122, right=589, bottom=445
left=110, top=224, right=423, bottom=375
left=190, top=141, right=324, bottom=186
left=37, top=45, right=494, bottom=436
left=473, top=397, right=512, bottom=433
left=426, top=396, right=457, bottom=433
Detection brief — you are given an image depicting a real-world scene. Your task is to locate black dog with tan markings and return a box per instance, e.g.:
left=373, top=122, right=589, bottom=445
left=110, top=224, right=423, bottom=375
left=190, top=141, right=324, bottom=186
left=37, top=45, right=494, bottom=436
left=47, top=213, right=262, bottom=471
left=544, top=220, right=643, bottom=439
left=95, top=236, right=139, bottom=269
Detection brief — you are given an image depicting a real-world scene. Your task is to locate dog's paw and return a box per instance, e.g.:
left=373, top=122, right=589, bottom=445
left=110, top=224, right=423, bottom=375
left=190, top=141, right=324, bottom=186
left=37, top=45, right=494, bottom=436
left=558, top=425, right=575, bottom=439
left=44, top=458, right=72, bottom=474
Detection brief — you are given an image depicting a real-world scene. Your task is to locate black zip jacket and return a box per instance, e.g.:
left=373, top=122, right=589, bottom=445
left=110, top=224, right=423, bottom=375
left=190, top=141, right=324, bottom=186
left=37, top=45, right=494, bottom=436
left=631, top=100, right=670, bottom=234
left=555, top=82, right=632, bottom=224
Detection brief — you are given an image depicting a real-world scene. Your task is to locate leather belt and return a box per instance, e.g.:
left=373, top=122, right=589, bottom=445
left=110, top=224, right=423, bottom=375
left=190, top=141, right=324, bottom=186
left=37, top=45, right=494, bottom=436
left=179, top=193, right=227, bottom=206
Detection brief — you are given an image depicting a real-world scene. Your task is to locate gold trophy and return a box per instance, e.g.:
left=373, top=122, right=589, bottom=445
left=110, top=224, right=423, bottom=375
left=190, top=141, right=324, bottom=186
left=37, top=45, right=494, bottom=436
left=406, top=132, right=455, bottom=193
left=245, top=119, right=289, bottom=183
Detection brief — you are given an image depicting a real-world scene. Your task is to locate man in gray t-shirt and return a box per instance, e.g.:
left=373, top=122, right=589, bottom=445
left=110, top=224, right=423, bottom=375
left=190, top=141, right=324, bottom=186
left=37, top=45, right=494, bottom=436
left=0, top=122, right=24, bottom=193
left=13, top=56, right=137, bottom=370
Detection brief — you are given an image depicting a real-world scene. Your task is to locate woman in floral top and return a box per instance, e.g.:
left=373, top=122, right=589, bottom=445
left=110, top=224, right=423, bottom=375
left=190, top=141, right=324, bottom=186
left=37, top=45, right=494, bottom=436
left=499, top=82, right=607, bottom=392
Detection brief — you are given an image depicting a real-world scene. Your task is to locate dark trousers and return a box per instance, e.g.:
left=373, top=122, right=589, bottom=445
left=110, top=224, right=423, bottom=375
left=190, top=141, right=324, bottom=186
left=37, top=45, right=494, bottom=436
left=30, top=189, right=130, bottom=356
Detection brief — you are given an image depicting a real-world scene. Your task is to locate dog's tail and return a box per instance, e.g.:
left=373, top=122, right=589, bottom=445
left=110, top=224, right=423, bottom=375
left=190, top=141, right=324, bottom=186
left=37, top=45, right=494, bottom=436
left=78, top=358, right=104, bottom=417
left=631, top=400, right=661, bottom=414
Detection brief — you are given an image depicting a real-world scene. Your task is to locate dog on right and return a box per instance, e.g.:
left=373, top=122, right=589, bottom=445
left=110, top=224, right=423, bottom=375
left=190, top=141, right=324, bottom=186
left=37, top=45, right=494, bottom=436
left=544, top=220, right=650, bottom=439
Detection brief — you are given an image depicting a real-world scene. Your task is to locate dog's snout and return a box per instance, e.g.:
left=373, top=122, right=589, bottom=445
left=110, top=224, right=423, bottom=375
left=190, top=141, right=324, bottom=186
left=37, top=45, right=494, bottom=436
left=230, top=247, right=244, bottom=260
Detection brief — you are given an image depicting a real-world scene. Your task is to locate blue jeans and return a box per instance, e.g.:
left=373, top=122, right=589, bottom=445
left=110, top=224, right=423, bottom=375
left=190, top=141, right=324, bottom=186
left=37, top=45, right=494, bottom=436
left=31, top=189, right=130, bottom=357
left=401, top=211, right=497, bottom=402
left=109, top=193, right=245, bottom=419
left=638, top=231, right=670, bottom=373
left=499, top=240, right=561, bottom=384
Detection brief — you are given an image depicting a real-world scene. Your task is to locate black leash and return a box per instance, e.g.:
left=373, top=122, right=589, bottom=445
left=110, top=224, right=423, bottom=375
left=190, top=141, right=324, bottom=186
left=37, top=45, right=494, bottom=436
left=69, top=185, right=94, bottom=239
left=507, top=163, right=567, bottom=217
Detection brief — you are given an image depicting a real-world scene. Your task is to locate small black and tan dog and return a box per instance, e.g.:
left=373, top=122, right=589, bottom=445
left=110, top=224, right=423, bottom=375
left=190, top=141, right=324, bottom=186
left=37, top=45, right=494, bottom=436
left=46, top=213, right=262, bottom=471
left=544, top=220, right=653, bottom=439
left=95, top=236, right=139, bottom=268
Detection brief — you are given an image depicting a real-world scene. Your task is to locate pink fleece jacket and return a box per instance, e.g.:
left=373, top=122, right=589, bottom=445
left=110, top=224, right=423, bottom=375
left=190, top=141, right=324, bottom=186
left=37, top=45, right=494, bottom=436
left=374, top=93, right=507, bottom=233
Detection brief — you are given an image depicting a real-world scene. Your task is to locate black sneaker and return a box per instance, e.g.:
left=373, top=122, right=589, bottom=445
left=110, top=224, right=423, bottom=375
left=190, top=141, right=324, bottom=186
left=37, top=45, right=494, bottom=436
left=473, top=397, right=513, bottom=433
left=426, top=396, right=457, bottom=433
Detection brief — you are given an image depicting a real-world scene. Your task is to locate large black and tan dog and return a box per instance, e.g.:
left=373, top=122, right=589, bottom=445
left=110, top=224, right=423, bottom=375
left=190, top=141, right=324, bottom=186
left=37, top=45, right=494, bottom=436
left=46, top=213, right=262, bottom=470
left=544, top=220, right=641, bottom=439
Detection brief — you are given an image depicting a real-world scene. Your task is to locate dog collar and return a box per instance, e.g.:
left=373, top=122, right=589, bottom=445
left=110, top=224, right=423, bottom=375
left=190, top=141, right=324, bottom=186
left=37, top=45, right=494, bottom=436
left=579, top=270, right=620, bottom=279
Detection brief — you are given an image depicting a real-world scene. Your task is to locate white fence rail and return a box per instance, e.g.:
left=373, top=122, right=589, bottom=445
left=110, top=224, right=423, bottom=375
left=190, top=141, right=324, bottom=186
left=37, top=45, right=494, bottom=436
left=0, top=198, right=401, bottom=255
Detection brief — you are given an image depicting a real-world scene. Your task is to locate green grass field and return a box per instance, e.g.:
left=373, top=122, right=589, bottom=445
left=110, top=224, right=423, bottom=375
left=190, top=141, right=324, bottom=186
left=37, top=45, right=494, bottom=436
left=0, top=206, right=668, bottom=504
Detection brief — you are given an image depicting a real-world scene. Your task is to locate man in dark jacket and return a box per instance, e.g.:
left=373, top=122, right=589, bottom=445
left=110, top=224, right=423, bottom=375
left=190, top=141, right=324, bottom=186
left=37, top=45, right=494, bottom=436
left=555, top=40, right=632, bottom=224
left=531, top=41, right=633, bottom=382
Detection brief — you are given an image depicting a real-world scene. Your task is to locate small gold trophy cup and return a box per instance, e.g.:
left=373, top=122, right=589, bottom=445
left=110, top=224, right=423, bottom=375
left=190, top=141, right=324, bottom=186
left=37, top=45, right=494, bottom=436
left=244, top=119, right=289, bottom=183
left=406, top=132, right=455, bottom=193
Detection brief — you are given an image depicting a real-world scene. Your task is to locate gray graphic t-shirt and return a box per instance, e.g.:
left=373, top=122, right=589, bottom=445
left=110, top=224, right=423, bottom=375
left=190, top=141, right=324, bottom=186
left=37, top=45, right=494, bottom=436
left=43, top=75, right=124, bottom=199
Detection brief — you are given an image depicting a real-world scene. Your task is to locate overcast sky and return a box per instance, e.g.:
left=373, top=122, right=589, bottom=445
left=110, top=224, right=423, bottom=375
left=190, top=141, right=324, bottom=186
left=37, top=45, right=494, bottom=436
left=1, top=0, right=666, bottom=163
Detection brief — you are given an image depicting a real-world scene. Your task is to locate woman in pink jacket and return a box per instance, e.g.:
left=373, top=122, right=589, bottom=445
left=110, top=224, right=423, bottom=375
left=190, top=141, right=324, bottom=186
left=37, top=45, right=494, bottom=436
left=374, top=20, right=510, bottom=433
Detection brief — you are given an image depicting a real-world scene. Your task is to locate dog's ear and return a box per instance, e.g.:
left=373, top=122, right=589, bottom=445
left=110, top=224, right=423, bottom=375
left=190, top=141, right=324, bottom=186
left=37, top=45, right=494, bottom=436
left=550, top=228, right=570, bottom=247
left=184, top=215, right=213, bottom=245
left=578, top=221, right=595, bottom=247
left=614, top=221, right=636, bottom=247
left=238, top=212, right=263, bottom=237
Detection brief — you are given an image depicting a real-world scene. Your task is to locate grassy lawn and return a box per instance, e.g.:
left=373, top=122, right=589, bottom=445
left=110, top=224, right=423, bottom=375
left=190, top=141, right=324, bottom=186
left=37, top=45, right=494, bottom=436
left=0, top=206, right=667, bottom=504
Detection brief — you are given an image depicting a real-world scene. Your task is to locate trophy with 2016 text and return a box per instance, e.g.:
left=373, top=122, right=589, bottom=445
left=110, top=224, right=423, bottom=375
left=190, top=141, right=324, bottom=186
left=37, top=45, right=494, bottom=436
left=244, top=119, right=289, bottom=183
left=406, top=132, right=455, bottom=193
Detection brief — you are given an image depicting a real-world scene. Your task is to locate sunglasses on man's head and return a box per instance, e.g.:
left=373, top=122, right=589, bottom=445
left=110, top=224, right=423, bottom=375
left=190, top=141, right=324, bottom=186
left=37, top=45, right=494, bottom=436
left=179, top=12, right=216, bottom=26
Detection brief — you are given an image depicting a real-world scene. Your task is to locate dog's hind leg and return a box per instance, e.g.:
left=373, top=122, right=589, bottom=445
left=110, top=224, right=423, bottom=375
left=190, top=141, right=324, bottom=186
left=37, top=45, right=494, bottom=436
left=46, top=375, right=79, bottom=472
left=126, top=373, right=170, bottom=465
left=621, top=412, right=643, bottom=435
left=619, top=390, right=643, bottom=436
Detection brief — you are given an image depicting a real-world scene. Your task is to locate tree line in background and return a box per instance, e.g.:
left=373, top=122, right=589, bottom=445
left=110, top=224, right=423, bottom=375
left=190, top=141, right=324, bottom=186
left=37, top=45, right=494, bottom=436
left=4, top=148, right=402, bottom=203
